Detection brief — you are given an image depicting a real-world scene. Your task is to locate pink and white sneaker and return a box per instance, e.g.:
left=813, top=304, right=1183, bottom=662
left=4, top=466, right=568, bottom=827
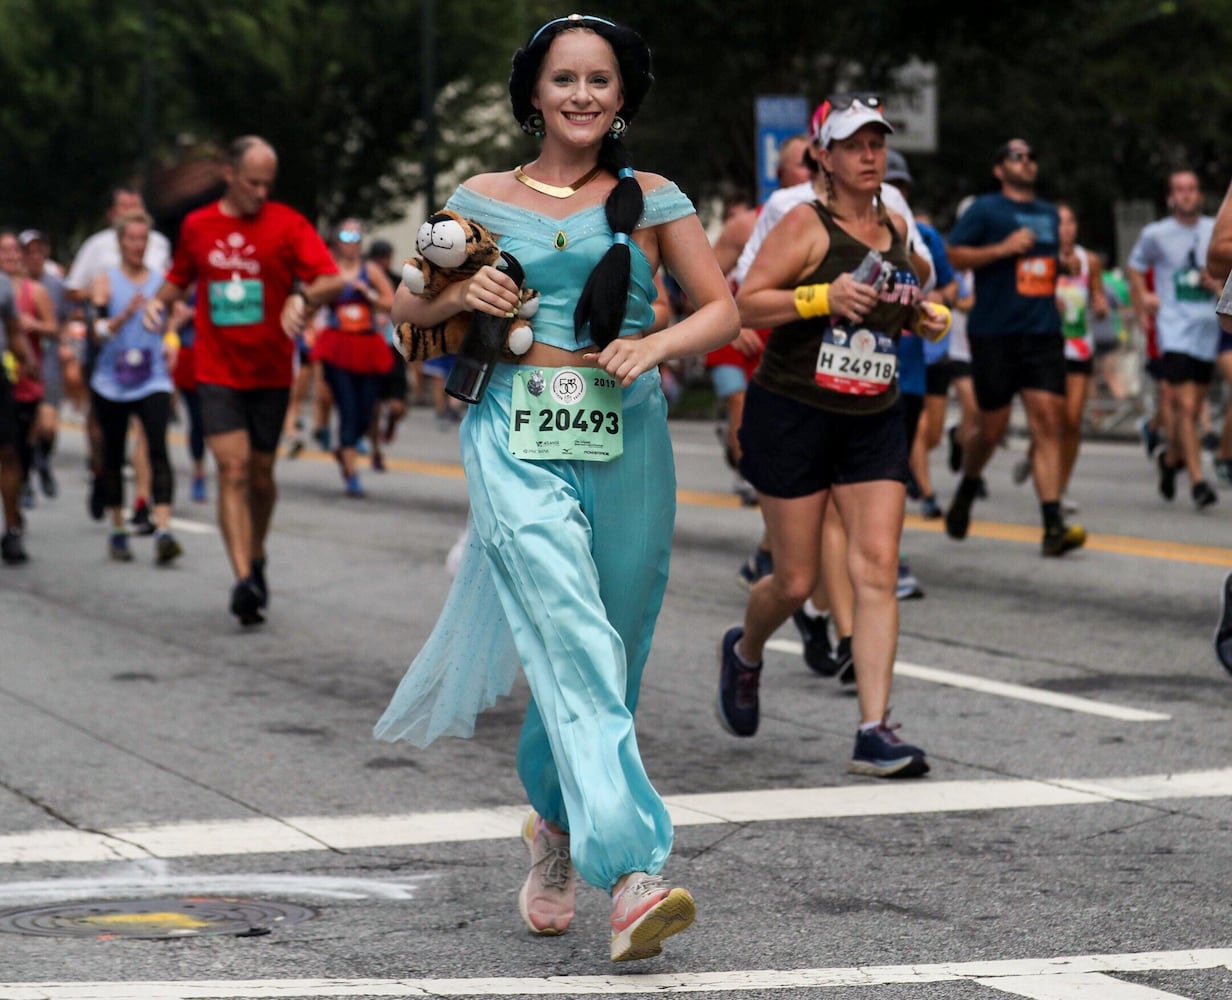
left=609, top=872, right=695, bottom=962
left=517, top=811, right=575, bottom=935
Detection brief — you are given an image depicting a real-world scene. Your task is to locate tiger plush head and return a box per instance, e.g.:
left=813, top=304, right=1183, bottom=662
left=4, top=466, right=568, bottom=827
left=396, top=208, right=538, bottom=362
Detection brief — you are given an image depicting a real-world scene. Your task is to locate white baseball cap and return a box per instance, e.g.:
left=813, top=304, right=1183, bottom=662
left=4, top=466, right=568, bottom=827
left=812, top=94, right=894, bottom=148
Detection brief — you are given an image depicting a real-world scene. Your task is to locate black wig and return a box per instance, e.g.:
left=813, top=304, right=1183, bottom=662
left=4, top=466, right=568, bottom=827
left=509, top=15, right=654, bottom=349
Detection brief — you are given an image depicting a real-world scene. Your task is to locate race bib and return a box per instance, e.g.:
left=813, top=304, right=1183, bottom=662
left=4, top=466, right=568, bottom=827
left=509, top=367, right=623, bottom=462
left=815, top=325, right=897, bottom=396
left=1174, top=267, right=1213, bottom=303
left=1016, top=256, right=1057, bottom=297
left=115, top=347, right=153, bottom=387
left=337, top=301, right=374, bottom=334
left=1056, top=280, right=1088, bottom=340
left=208, top=278, right=263, bottom=326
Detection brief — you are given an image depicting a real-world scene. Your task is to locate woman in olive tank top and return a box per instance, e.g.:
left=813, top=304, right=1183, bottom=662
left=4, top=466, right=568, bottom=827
left=718, top=95, right=949, bottom=778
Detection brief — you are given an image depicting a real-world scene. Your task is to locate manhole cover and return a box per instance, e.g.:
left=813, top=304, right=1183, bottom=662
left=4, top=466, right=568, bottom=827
left=0, top=897, right=316, bottom=939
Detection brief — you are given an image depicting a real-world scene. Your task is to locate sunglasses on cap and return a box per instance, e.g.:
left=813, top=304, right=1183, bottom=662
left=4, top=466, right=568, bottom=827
left=529, top=13, right=617, bottom=46
left=812, top=92, right=884, bottom=134
left=338, top=230, right=362, bottom=244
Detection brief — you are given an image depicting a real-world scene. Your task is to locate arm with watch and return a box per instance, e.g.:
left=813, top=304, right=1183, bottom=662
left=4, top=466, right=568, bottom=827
left=282, top=273, right=345, bottom=338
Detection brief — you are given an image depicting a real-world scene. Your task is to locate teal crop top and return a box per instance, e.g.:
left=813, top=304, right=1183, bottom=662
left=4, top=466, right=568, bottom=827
left=444, top=181, right=695, bottom=351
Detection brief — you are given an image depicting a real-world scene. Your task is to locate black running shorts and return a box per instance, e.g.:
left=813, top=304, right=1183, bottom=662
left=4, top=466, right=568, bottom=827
left=1160, top=351, right=1214, bottom=386
left=198, top=383, right=291, bottom=454
left=0, top=369, right=16, bottom=449
left=969, top=332, right=1065, bottom=412
left=738, top=381, right=909, bottom=498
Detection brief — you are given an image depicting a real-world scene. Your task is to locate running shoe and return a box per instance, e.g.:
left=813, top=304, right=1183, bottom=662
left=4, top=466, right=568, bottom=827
left=896, top=562, right=924, bottom=600
left=737, top=547, right=773, bottom=590
left=945, top=491, right=973, bottom=540
left=1202, top=430, right=1219, bottom=453
left=1138, top=416, right=1161, bottom=460
left=286, top=437, right=305, bottom=459
left=733, top=474, right=758, bottom=507
left=834, top=635, right=855, bottom=686
left=1, top=527, right=28, bottom=565
left=792, top=608, right=838, bottom=676
left=1011, top=454, right=1031, bottom=485
left=517, top=811, right=575, bottom=936
left=130, top=501, right=156, bottom=535
left=88, top=474, right=105, bottom=521
left=848, top=714, right=929, bottom=778
left=191, top=474, right=208, bottom=503
left=372, top=451, right=386, bottom=473
left=155, top=531, right=183, bottom=566
left=36, top=458, right=57, bottom=499
left=1041, top=522, right=1087, bottom=557
left=1216, top=459, right=1232, bottom=486
left=905, top=470, right=921, bottom=501
left=947, top=425, right=962, bottom=473
left=312, top=427, right=331, bottom=451
left=919, top=494, right=943, bottom=519
left=230, top=577, right=265, bottom=626
left=20, top=485, right=34, bottom=510
left=1214, top=570, right=1232, bottom=677
left=250, top=557, right=268, bottom=609
left=345, top=473, right=365, bottom=498
left=1193, top=480, right=1218, bottom=510
left=717, top=625, right=761, bottom=736
left=1157, top=453, right=1178, bottom=501
left=609, top=872, right=695, bottom=963
left=109, top=531, right=133, bottom=563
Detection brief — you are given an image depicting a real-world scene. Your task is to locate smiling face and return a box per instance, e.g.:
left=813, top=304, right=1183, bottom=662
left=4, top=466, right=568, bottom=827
left=0, top=234, right=20, bottom=276
left=531, top=29, right=624, bottom=149
left=819, top=124, right=888, bottom=196
left=118, top=221, right=150, bottom=269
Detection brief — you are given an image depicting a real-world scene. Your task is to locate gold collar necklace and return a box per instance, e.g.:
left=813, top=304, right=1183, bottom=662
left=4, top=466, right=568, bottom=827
left=514, top=164, right=602, bottom=199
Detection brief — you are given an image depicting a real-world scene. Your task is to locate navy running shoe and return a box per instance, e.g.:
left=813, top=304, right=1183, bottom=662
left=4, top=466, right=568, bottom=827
left=717, top=626, right=761, bottom=736
left=848, top=714, right=929, bottom=778
left=1215, top=571, right=1232, bottom=677
left=737, top=547, right=773, bottom=590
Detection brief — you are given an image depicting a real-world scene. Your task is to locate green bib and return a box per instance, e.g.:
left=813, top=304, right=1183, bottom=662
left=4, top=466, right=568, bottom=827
left=509, top=367, right=623, bottom=462
left=208, top=278, right=264, bottom=326
left=1174, top=268, right=1212, bottom=303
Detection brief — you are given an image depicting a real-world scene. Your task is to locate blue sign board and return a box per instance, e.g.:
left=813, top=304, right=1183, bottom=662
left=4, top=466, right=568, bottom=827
left=755, top=95, right=809, bottom=204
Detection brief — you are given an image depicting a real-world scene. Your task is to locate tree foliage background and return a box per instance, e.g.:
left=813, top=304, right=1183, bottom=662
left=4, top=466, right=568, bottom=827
left=1, top=0, right=1228, bottom=259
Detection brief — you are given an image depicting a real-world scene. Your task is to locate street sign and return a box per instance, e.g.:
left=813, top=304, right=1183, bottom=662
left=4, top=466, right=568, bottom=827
left=755, top=95, right=809, bottom=204
left=883, top=59, right=938, bottom=153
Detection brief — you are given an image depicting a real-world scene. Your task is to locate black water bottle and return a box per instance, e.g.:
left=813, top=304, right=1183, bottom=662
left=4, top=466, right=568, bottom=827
left=446, top=251, right=525, bottom=404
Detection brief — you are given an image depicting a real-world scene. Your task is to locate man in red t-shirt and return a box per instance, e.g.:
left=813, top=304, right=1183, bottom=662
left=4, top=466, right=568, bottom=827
left=144, top=135, right=341, bottom=625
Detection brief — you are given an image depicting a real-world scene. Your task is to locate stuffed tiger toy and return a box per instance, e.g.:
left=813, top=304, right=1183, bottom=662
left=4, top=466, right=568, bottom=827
left=396, top=210, right=538, bottom=361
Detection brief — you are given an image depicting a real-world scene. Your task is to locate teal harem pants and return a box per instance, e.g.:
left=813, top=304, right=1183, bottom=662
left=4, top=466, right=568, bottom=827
left=408, top=363, right=676, bottom=892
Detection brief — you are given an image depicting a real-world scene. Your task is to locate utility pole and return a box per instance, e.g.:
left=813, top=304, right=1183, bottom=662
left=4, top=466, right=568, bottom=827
left=421, top=0, right=437, bottom=209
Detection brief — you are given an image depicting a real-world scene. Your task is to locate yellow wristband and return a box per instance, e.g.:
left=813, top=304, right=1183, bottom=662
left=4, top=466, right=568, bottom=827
left=793, top=283, right=831, bottom=319
left=914, top=303, right=952, bottom=342
left=162, top=331, right=181, bottom=351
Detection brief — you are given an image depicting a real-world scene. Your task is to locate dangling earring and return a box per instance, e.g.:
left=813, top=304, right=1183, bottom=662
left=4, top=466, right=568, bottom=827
left=608, top=115, right=627, bottom=139
left=522, top=112, right=545, bottom=137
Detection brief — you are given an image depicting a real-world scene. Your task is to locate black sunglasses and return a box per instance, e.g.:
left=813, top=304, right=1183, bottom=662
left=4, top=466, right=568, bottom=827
left=1004, top=149, right=1036, bottom=163
left=826, top=92, right=884, bottom=112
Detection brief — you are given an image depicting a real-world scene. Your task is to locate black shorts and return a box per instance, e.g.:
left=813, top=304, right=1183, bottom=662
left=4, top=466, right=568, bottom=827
left=925, top=358, right=961, bottom=396
left=198, top=383, right=290, bottom=454
left=738, top=381, right=909, bottom=498
left=1144, top=356, right=1164, bottom=382
left=380, top=352, right=408, bottom=402
left=0, top=370, right=16, bottom=449
left=1160, top=351, right=1215, bottom=386
left=969, top=333, right=1065, bottom=412
left=1066, top=358, right=1094, bottom=377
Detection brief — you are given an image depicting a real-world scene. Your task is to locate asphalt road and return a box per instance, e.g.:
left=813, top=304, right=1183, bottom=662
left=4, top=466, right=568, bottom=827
left=1, top=402, right=1230, bottom=999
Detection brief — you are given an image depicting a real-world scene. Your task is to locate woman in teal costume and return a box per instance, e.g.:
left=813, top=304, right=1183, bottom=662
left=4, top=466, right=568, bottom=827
left=374, top=14, right=736, bottom=963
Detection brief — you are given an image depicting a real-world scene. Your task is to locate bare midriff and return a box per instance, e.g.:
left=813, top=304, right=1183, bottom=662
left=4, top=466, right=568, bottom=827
left=514, top=334, right=645, bottom=369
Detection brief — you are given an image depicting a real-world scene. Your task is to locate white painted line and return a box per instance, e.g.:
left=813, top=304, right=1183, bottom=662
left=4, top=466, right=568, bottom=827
left=764, top=639, right=1172, bottom=722
left=167, top=517, right=216, bottom=535
left=1, top=948, right=1228, bottom=998
left=1, top=769, right=1230, bottom=867
left=978, top=971, right=1191, bottom=998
